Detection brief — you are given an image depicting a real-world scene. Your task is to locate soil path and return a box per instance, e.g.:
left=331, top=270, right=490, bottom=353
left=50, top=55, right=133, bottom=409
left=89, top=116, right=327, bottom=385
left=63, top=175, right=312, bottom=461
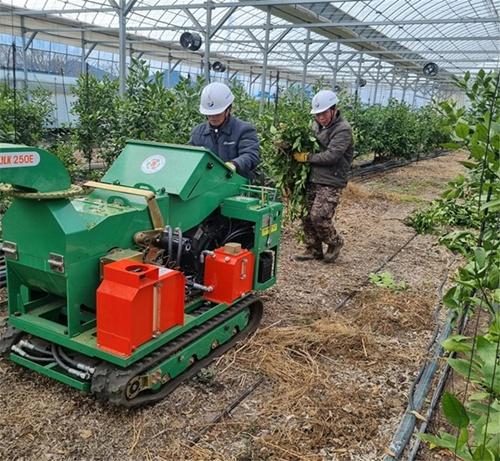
left=0, top=151, right=466, bottom=461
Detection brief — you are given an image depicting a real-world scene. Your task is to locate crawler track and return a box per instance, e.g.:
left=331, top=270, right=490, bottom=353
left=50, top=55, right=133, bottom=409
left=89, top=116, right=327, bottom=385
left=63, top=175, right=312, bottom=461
left=91, top=294, right=263, bottom=407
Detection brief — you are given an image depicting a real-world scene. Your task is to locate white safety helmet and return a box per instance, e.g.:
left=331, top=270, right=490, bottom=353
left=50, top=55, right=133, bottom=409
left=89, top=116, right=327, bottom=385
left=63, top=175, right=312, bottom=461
left=199, top=82, right=235, bottom=115
left=310, top=90, right=338, bottom=114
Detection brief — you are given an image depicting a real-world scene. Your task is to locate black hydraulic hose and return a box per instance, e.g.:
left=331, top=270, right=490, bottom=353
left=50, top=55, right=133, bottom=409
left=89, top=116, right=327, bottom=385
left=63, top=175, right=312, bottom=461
left=51, top=343, right=74, bottom=373
left=19, top=340, right=52, bottom=357
left=51, top=344, right=88, bottom=380
left=57, top=345, right=95, bottom=374
left=57, top=345, right=81, bottom=368
left=222, top=228, right=253, bottom=245
left=11, top=345, right=55, bottom=363
left=166, top=225, right=173, bottom=261
left=175, top=227, right=182, bottom=267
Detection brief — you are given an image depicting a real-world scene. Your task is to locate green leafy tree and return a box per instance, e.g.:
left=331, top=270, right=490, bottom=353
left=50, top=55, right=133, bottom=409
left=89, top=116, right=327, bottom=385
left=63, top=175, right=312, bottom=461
left=412, top=70, right=499, bottom=461
left=0, top=85, right=54, bottom=145
left=71, top=73, right=118, bottom=168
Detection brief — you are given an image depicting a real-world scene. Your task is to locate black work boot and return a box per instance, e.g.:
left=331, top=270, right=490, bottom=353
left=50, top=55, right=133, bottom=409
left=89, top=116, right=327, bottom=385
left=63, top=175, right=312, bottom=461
left=293, top=249, right=323, bottom=261
left=324, top=241, right=344, bottom=263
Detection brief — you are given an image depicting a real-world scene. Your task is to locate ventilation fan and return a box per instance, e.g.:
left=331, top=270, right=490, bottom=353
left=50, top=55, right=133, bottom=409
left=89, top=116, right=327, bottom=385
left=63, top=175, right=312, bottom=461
left=423, top=62, right=439, bottom=77
left=211, top=61, right=227, bottom=73
left=180, top=32, right=202, bottom=51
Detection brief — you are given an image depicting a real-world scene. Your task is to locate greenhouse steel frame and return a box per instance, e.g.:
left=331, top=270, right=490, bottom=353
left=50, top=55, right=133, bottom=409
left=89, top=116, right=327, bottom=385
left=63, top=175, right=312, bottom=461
left=0, top=0, right=498, bottom=104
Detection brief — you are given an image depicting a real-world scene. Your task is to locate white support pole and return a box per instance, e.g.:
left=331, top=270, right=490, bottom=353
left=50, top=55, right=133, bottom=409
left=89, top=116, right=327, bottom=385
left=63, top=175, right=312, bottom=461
left=259, top=7, right=271, bottom=113
left=118, top=0, right=127, bottom=95
left=204, top=0, right=212, bottom=82
left=373, top=58, right=382, bottom=104
left=301, top=29, right=310, bottom=93
left=20, top=16, right=29, bottom=90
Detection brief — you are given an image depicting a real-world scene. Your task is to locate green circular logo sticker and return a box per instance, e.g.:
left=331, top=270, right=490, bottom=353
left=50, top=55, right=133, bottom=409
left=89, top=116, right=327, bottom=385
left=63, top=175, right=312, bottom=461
left=141, top=155, right=166, bottom=174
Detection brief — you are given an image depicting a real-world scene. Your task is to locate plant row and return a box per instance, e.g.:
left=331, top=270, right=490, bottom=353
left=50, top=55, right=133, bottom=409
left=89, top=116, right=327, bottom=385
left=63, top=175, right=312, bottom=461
left=0, top=59, right=449, bottom=220
left=408, top=69, right=499, bottom=460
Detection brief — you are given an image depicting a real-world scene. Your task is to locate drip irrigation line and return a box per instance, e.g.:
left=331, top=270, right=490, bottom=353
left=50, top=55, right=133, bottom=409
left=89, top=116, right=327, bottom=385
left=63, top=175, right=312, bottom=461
left=406, top=361, right=452, bottom=460
left=334, top=232, right=418, bottom=311
left=350, top=149, right=450, bottom=182
left=385, top=291, right=472, bottom=460
left=407, top=256, right=457, bottom=411
left=384, top=310, right=455, bottom=461
left=407, top=310, right=471, bottom=460
left=189, top=376, right=265, bottom=445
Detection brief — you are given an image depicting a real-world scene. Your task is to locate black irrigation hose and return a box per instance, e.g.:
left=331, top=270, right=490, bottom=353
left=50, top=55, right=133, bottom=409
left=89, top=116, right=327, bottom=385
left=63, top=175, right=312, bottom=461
left=189, top=376, right=265, bottom=445
left=334, top=232, right=418, bottom=311
left=407, top=363, right=453, bottom=460
left=407, top=257, right=457, bottom=411
left=384, top=312, right=455, bottom=461
left=384, top=261, right=461, bottom=461
left=406, top=307, right=471, bottom=460
left=350, top=150, right=450, bottom=181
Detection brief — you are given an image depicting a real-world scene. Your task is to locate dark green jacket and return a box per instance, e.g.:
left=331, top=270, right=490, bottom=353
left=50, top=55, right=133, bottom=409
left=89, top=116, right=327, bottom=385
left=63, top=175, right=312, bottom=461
left=309, top=111, right=354, bottom=188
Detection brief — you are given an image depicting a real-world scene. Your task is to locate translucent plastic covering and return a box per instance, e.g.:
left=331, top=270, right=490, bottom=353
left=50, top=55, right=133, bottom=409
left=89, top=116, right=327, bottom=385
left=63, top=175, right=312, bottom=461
left=0, top=0, right=498, bottom=87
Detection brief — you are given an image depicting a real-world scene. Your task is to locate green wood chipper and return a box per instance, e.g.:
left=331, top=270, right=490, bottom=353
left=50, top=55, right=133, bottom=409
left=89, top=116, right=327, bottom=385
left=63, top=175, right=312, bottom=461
left=0, top=141, right=282, bottom=407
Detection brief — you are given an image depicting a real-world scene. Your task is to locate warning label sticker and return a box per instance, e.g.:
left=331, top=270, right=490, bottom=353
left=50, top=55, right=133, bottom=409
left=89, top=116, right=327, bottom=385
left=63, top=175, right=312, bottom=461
left=0, top=152, right=40, bottom=168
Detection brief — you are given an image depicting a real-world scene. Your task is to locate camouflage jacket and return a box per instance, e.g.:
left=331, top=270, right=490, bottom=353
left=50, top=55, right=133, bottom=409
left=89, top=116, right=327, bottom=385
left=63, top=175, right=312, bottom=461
left=309, top=111, right=354, bottom=188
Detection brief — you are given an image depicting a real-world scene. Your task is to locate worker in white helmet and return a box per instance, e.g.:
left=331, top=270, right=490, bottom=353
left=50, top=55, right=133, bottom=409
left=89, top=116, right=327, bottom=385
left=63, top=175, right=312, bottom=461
left=292, top=89, right=354, bottom=263
left=189, top=82, right=260, bottom=179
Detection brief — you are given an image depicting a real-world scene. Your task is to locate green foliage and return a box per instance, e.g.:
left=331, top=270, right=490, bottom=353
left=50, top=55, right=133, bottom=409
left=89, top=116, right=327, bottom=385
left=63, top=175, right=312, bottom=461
left=69, top=68, right=450, bottom=217
left=257, top=90, right=318, bottom=221
left=407, top=184, right=480, bottom=234
left=414, top=69, right=500, bottom=461
left=338, top=96, right=448, bottom=161
left=72, top=61, right=206, bottom=166
left=46, top=132, right=79, bottom=179
left=101, top=59, right=173, bottom=164
left=419, top=330, right=500, bottom=460
left=0, top=84, right=54, bottom=145
left=161, top=75, right=205, bottom=144
left=71, top=73, right=118, bottom=167
left=369, top=271, right=408, bottom=292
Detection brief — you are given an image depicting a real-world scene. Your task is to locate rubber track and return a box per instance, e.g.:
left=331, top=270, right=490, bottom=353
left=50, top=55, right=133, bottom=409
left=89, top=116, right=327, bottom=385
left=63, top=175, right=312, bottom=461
left=0, top=320, right=24, bottom=357
left=91, top=294, right=263, bottom=407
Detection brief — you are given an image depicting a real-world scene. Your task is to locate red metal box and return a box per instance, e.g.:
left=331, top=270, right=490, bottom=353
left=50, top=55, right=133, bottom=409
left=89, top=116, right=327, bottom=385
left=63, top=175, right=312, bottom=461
left=97, top=259, right=185, bottom=357
left=203, top=247, right=255, bottom=305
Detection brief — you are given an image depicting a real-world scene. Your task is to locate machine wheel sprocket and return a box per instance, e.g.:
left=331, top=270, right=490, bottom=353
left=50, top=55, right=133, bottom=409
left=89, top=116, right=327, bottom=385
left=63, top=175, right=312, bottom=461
left=91, top=294, right=263, bottom=407
left=0, top=184, right=85, bottom=200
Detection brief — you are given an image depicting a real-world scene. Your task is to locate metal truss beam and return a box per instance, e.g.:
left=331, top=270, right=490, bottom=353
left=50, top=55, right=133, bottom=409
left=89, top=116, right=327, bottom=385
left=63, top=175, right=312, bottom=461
left=210, top=6, right=237, bottom=38
left=0, top=0, right=374, bottom=16
left=25, top=17, right=500, bottom=34
left=222, top=51, right=499, bottom=64
left=203, top=36, right=499, bottom=44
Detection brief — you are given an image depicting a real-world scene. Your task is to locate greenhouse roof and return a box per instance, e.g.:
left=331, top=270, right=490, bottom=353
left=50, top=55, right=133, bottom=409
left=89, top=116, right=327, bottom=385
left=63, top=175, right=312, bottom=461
left=0, top=0, right=498, bottom=87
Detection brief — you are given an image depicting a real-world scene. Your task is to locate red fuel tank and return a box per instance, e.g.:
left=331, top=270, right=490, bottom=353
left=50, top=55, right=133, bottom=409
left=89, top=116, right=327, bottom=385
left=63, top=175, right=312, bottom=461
left=97, top=259, right=185, bottom=357
left=203, top=245, right=255, bottom=305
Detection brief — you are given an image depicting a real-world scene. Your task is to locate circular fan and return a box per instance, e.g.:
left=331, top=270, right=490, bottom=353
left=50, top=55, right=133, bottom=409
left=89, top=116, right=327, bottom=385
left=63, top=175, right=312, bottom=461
left=179, top=32, right=202, bottom=51
left=356, top=77, right=367, bottom=88
left=211, top=61, right=227, bottom=73
left=423, top=62, right=439, bottom=77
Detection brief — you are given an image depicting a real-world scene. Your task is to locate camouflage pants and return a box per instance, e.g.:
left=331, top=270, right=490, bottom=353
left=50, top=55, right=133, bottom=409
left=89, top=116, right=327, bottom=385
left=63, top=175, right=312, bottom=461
left=302, top=183, right=344, bottom=253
